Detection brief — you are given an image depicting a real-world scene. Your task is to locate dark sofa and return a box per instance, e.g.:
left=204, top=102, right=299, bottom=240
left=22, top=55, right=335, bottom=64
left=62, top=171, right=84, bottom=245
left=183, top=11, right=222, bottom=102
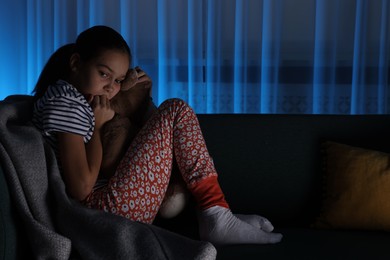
left=2, top=109, right=390, bottom=259
left=156, top=114, right=390, bottom=259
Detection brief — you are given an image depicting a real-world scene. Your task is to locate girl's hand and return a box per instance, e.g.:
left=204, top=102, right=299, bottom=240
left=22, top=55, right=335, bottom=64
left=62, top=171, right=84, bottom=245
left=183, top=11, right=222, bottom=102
left=89, top=95, right=115, bottom=130
left=121, top=67, right=152, bottom=91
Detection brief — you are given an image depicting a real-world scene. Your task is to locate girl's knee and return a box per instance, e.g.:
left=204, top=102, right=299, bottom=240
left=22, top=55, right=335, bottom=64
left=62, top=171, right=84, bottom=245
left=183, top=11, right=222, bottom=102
left=158, top=98, right=193, bottom=114
left=160, top=98, right=188, bottom=108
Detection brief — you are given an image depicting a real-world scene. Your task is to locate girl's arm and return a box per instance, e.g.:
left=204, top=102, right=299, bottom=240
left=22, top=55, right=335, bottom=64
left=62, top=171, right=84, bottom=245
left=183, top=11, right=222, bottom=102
left=58, top=95, right=114, bottom=201
left=58, top=129, right=103, bottom=201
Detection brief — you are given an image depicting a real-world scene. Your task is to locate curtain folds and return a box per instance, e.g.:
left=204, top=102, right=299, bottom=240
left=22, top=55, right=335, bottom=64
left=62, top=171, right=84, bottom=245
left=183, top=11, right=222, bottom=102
left=0, top=0, right=388, bottom=114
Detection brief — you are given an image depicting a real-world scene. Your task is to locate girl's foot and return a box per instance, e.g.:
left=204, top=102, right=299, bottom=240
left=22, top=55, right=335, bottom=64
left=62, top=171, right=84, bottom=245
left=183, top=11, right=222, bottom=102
left=234, top=213, right=275, bottom=232
left=198, top=206, right=283, bottom=246
left=158, top=182, right=189, bottom=219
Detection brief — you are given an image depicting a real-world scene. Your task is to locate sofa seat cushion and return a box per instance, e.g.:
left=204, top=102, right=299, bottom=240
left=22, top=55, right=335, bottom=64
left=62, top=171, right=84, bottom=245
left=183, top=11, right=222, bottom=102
left=216, top=228, right=390, bottom=259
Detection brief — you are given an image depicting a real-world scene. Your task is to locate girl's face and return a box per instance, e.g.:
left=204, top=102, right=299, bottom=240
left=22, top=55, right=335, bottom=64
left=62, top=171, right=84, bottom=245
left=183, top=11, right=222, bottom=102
left=70, top=49, right=129, bottom=100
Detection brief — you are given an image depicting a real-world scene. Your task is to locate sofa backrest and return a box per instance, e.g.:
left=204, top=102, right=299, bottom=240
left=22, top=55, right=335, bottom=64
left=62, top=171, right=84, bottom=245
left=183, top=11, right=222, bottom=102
left=197, top=114, right=390, bottom=227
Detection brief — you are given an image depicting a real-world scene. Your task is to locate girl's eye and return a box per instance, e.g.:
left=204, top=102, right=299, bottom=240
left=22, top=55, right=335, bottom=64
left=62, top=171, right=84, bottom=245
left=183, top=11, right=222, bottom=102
left=115, top=79, right=123, bottom=84
left=100, top=71, right=108, bottom=78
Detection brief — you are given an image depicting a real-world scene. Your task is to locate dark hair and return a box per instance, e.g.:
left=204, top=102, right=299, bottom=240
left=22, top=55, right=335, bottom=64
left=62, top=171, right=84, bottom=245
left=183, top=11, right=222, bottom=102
left=74, top=25, right=131, bottom=62
left=32, top=25, right=131, bottom=100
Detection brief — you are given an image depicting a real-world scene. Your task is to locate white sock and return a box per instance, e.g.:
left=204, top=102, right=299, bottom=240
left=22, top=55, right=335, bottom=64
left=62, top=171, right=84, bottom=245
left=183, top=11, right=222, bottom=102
left=158, top=183, right=189, bottom=219
left=198, top=206, right=283, bottom=246
left=234, top=213, right=274, bottom=232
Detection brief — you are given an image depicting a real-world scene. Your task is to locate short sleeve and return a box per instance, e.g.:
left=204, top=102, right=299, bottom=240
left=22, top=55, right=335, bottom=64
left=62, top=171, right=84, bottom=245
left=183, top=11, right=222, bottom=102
left=35, top=82, right=95, bottom=143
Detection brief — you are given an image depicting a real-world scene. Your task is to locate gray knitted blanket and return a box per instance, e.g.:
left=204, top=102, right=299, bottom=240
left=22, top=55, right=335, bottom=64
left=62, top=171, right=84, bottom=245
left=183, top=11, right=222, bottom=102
left=0, top=95, right=216, bottom=260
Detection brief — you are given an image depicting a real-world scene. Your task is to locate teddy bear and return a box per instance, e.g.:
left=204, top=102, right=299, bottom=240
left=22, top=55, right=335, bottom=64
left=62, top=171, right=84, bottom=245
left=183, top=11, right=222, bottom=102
left=100, top=68, right=189, bottom=219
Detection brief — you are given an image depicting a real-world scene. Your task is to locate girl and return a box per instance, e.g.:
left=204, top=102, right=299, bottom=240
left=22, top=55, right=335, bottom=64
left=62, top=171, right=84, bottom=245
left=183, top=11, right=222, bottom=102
left=32, top=25, right=282, bottom=246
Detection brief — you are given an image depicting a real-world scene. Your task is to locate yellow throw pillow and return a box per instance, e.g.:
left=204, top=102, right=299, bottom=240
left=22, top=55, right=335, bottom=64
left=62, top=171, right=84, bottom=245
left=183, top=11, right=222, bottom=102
left=314, top=141, right=390, bottom=231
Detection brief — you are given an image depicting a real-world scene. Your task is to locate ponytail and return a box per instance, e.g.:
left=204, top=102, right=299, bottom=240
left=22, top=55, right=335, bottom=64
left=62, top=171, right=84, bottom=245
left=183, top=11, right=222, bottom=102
left=32, top=43, right=75, bottom=100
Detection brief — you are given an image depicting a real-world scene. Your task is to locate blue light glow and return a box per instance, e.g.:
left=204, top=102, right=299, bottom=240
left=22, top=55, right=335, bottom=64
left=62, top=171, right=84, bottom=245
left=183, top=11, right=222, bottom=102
left=351, top=0, right=367, bottom=114
left=0, top=0, right=388, bottom=114
left=378, top=0, right=389, bottom=113
left=260, top=0, right=282, bottom=113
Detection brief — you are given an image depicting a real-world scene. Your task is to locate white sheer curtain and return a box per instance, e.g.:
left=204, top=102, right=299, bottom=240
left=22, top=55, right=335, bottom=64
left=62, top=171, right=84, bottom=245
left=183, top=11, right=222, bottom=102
left=0, top=0, right=389, bottom=114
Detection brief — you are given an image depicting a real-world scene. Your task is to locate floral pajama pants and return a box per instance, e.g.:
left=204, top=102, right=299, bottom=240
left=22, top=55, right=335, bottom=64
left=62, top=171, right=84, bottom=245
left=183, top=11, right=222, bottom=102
left=84, top=98, right=228, bottom=224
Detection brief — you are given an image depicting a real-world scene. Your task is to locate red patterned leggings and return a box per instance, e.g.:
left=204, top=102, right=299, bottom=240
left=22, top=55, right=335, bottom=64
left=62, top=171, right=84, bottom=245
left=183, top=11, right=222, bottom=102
left=84, top=99, right=228, bottom=224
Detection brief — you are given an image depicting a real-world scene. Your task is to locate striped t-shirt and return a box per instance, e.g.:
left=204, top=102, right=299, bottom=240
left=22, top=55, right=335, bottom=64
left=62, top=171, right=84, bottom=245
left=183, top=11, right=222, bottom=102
left=32, top=80, right=95, bottom=154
